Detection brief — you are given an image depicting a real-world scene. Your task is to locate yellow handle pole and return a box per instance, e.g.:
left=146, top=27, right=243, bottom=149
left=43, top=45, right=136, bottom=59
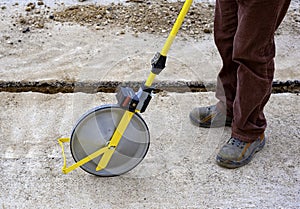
left=161, top=0, right=193, bottom=56
left=145, top=0, right=193, bottom=87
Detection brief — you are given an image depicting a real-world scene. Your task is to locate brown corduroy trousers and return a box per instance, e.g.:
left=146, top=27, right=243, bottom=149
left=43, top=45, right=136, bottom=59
left=214, top=0, right=291, bottom=142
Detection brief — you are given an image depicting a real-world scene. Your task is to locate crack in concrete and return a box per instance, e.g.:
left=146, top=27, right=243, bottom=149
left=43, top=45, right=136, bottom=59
left=0, top=80, right=299, bottom=94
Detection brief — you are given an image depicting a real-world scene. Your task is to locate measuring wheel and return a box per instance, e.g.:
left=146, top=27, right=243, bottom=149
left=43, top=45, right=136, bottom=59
left=58, top=0, right=194, bottom=176
left=70, top=105, right=150, bottom=176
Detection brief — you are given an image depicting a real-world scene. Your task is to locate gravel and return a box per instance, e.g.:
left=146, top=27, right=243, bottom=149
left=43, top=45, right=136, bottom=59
left=9, top=0, right=299, bottom=38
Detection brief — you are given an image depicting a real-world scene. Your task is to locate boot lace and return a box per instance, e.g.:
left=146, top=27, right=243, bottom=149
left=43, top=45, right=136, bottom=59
left=228, top=137, right=247, bottom=149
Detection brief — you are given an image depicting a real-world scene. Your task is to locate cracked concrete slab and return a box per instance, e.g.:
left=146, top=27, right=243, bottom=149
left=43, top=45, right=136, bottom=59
left=0, top=92, right=299, bottom=208
left=0, top=6, right=299, bottom=84
left=0, top=1, right=299, bottom=208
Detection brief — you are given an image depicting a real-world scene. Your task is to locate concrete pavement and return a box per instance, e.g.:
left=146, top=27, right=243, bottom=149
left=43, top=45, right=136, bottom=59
left=0, top=92, right=299, bottom=208
left=0, top=2, right=299, bottom=208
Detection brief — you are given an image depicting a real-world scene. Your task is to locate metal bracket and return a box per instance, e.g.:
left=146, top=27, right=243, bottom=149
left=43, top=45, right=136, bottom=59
left=116, top=85, right=154, bottom=113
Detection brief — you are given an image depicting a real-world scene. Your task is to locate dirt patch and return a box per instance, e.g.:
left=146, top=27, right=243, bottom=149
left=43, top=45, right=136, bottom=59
left=12, top=0, right=300, bottom=38
left=51, top=1, right=215, bottom=37
left=13, top=0, right=215, bottom=39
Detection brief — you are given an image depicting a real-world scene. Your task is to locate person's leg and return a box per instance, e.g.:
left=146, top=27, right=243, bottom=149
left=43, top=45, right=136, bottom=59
left=217, top=0, right=291, bottom=168
left=214, top=0, right=239, bottom=118
left=231, top=0, right=291, bottom=142
left=189, top=0, right=238, bottom=128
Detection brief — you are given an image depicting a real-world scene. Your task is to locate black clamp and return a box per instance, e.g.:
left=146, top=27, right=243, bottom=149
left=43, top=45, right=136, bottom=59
left=151, top=52, right=167, bottom=75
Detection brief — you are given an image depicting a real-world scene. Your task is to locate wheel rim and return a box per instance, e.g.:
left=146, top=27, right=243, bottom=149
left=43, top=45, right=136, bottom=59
left=70, top=105, right=150, bottom=176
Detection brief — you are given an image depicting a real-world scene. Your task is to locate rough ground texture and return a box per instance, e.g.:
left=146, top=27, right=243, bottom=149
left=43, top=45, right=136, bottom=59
left=8, top=0, right=300, bottom=37
left=0, top=0, right=299, bottom=84
left=0, top=0, right=299, bottom=208
left=0, top=92, right=299, bottom=208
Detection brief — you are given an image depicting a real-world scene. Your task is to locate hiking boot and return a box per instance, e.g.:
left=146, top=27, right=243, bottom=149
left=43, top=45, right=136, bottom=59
left=216, top=134, right=266, bottom=169
left=189, top=105, right=232, bottom=128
